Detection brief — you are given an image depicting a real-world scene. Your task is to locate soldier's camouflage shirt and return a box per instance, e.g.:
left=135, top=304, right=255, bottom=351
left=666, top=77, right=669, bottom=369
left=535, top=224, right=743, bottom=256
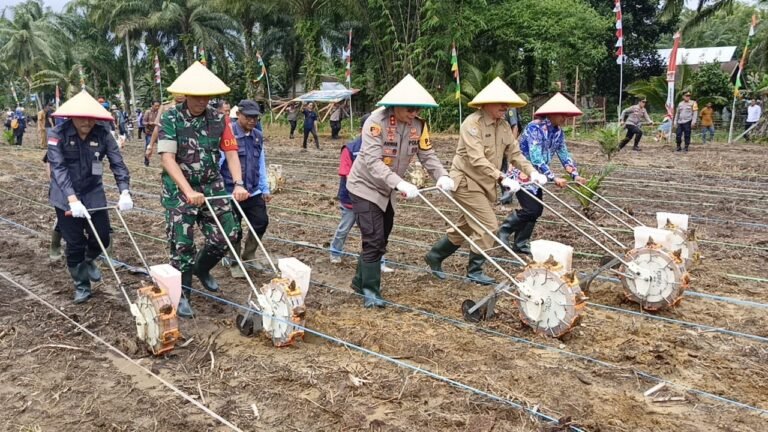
left=157, top=104, right=238, bottom=208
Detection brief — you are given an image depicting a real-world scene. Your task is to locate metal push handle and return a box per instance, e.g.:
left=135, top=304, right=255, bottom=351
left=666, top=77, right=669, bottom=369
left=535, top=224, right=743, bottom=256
left=514, top=186, right=631, bottom=267
left=417, top=187, right=529, bottom=301
left=569, top=182, right=645, bottom=226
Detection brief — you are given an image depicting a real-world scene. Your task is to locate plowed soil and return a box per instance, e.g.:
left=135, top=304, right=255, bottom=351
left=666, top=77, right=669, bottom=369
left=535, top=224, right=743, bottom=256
left=0, top=125, right=766, bottom=432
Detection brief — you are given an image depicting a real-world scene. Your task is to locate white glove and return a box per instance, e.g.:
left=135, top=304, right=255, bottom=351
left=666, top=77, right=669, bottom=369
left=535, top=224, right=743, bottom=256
left=500, top=177, right=521, bottom=193
left=69, top=200, right=89, bottom=218
left=118, top=190, right=133, bottom=211
left=531, top=172, right=548, bottom=186
left=396, top=180, right=419, bottom=199
left=436, top=176, right=455, bottom=192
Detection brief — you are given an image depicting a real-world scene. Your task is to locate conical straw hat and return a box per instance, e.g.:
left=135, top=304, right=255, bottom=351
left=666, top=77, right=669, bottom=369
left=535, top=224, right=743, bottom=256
left=468, top=77, right=526, bottom=108
left=52, top=90, right=114, bottom=121
left=534, top=92, right=583, bottom=117
left=167, top=61, right=230, bottom=96
left=377, top=74, right=438, bottom=108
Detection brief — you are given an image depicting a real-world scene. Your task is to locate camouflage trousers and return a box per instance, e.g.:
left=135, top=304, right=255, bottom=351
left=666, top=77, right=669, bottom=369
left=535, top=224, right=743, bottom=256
left=163, top=177, right=240, bottom=273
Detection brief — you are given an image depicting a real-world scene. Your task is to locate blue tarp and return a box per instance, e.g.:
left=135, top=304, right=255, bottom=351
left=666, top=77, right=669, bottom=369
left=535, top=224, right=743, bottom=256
left=293, top=82, right=359, bottom=103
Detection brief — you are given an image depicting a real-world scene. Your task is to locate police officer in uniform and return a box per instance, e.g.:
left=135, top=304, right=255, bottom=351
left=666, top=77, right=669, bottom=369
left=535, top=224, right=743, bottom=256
left=47, top=91, right=133, bottom=303
left=157, top=62, right=249, bottom=317
left=674, top=91, right=698, bottom=152
left=425, top=78, right=544, bottom=285
left=619, top=98, right=653, bottom=151
left=347, top=75, right=452, bottom=308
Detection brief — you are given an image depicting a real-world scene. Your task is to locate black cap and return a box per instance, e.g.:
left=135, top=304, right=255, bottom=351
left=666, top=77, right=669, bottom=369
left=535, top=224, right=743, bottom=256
left=237, top=99, right=261, bottom=116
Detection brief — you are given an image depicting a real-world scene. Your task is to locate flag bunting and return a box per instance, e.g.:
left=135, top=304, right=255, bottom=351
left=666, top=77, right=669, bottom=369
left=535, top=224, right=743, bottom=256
left=451, top=42, right=461, bottom=100
left=256, top=53, right=267, bottom=81
left=665, top=32, right=681, bottom=120
left=154, top=54, right=161, bottom=84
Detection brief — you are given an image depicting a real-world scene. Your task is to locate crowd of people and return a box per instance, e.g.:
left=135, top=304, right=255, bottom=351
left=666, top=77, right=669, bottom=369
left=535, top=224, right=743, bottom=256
left=32, top=60, right=766, bottom=317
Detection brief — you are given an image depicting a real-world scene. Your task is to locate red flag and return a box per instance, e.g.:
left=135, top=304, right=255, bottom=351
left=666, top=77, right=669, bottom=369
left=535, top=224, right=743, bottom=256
left=154, top=54, right=161, bottom=84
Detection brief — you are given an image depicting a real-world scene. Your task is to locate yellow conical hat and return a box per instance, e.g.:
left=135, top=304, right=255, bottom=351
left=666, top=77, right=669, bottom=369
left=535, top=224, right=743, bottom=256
left=468, top=77, right=526, bottom=108
left=377, top=74, right=438, bottom=108
left=52, top=90, right=114, bottom=121
left=167, top=61, right=230, bottom=96
left=534, top=92, right=583, bottom=117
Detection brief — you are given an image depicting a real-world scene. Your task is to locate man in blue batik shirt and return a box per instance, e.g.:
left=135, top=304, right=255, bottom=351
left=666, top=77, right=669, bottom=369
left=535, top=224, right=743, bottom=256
left=220, top=99, right=271, bottom=278
left=498, top=93, right=586, bottom=254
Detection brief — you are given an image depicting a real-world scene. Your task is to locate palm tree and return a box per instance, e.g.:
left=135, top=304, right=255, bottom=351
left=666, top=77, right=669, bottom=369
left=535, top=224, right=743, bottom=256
left=661, top=1, right=736, bottom=32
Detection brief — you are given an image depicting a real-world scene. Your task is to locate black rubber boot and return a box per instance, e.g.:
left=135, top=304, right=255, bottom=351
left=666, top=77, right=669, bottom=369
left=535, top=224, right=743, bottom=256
left=424, top=236, right=461, bottom=280
left=84, top=256, right=102, bottom=282
left=351, top=256, right=363, bottom=294
left=49, top=229, right=62, bottom=261
left=618, top=138, right=630, bottom=150
left=194, top=248, right=223, bottom=292
left=497, top=212, right=526, bottom=250
left=360, top=260, right=385, bottom=308
left=467, top=252, right=495, bottom=286
left=513, top=221, right=536, bottom=255
left=68, top=262, right=92, bottom=304
left=177, top=271, right=194, bottom=318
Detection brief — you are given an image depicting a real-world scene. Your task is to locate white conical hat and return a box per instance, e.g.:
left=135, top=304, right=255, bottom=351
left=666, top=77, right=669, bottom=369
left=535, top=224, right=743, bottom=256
left=167, top=61, right=230, bottom=96
left=376, top=74, right=438, bottom=108
left=52, top=90, right=114, bottom=121
left=468, top=77, right=526, bottom=108
left=534, top=93, right=583, bottom=117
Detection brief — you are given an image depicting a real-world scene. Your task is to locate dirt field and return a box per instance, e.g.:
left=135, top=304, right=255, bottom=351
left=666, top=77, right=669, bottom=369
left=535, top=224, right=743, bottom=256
left=0, top=126, right=767, bottom=432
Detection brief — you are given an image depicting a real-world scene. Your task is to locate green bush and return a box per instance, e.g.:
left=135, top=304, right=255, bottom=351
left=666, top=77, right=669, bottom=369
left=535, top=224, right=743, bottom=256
left=568, top=164, right=616, bottom=218
left=597, top=123, right=622, bottom=161
left=2, top=130, right=14, bottom=145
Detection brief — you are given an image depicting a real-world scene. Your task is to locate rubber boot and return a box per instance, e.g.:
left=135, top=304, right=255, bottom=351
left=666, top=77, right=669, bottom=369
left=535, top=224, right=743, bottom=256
left=229, top=240, right=245, bottom=279
left=513, top=221, right=536, bottom=255
left=241, top=232, right=264, bottom=272
left=360, top=260, right=385, bottom=308
left=618, top=138, right=629, bottom=150
left=351, top=256, right=363, bottom=294
left=68, top=262, right=92, bottom=304
left=49, top=229, right=62, bottom=261
left=497, top=212, right=526, bottom=250
left=177, top=271, right=194, bottom=318
left=84, top=256, right=102, bottom=282
left=194, top=248, right=223, bottom=292
left=467, top=252, right=496, bottom=286
left=424, top=236, right=460, bottom=280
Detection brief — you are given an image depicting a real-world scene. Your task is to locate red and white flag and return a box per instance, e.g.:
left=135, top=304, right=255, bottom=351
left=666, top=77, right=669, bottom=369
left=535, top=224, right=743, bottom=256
left=665, top=32, right=681, bottom=119
left=614, top=1, right=624, bottom=64
left=55, top=85, right=60, bottom=109
left=154, top=54, right=161, bottom=84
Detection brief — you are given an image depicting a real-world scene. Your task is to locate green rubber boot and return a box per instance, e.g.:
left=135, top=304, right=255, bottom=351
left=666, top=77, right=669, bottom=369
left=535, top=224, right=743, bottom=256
left=177, top=271, right=194, bottom=318
left=194, top=248, right=223, bottom=292
left=68, top=262, right=92, bottom=304
left=424, top=236, right=461, bottom=280
left=49, top=229, right=63, bottom=261
left=360, top=260, right=385, bottom=308
left=351, top=256, right=363, bottom=294
left=467, top=252, right=496, bottom=286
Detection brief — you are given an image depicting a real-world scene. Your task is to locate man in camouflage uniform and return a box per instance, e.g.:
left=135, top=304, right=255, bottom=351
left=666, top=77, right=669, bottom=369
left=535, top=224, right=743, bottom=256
left=158, top=62, right=249, bottom=318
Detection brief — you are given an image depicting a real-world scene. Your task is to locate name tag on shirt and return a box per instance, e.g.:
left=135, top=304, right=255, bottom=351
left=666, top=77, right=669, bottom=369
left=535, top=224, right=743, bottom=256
left=90, top=141, right=98, bottom=147
left=92, top=160, right=103, bottom=176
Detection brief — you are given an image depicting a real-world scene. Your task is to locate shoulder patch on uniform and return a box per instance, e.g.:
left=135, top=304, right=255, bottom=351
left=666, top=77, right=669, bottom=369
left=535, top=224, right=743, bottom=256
left=419, top=124, right=432, bottom=151
left=370, top=123, right=382, bottom=138
left=468, top=127, right=479, bottom=137
left=47, top=137, right=59, bottom=146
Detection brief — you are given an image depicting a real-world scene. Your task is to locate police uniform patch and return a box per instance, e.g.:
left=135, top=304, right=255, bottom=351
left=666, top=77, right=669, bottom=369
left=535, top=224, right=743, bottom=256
left=419, top=124, right=432, bottom=151
left=468, top=127, right=479, bottom=137
left=370, top=124, right=382, bottom=138
left=383, top=156, right=394, bottom=166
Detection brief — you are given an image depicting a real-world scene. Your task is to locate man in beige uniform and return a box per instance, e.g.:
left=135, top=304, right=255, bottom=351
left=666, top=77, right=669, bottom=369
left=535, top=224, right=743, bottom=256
left=347, top=74, right=452, bottom=308
left=425, top=78, right=546, bottom=285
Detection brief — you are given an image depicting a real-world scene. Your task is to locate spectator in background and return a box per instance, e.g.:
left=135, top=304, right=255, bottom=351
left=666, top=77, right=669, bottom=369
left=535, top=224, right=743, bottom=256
left=286, top=102, right=298, bottom=139
left=136, top=109, right=144, bottom=139
left=673, top=91, right=698, bottom=152
left=745, top=99, right=761, bottom=141
left=12, top=108, right=26, bottom=146
left=143, top=101, right=161, bottom=166
left=329, top=102, right=345, bottom=139
left=721, top=106, right=731, bottom=126
left=700, top=102, right=715, bottom=144
left=302, top=102, right=319, bottom=151
left=218, top=100, right=231, bottom=117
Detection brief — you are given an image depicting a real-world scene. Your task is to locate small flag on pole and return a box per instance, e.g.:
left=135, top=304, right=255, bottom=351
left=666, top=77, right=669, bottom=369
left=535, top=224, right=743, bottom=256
left=344, top=30, right=352, bottom=85
left=199, top=47, right=207, bottom=67
left=451, top=42, right=461, bottom=100
left=255, top=53, right=267, bottom=81
left=733, top=14, right=758, bottom=96
left=614, top=1, right=624, bottom=64
left=55, top=85, right=60, bottom=108
left=154, top=54, right=161, bottom=84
